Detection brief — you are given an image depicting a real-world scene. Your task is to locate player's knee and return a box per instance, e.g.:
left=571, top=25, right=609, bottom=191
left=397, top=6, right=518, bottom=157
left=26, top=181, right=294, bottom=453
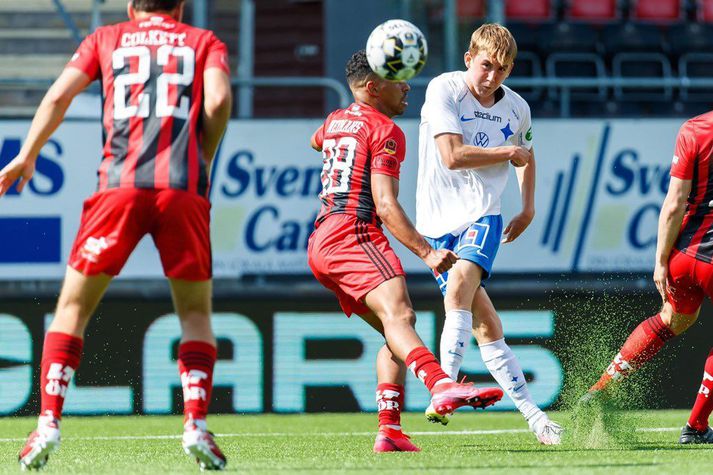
left=660, top=304, right=698, bottom=335
left=383, top=309, right=416, bottom=328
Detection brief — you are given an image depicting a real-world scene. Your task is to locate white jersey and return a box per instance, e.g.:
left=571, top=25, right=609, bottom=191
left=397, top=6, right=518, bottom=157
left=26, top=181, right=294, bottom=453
left=416, top=71, right=533, bottom=238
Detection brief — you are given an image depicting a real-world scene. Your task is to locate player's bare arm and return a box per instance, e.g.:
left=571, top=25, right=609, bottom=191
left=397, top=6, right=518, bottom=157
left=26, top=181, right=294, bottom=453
left=310, top=131, right=321, bottom=151
left=502, top=147, right=536, bottom=244
left=0, top=68, right=91, bottom=196
left=201, top=68, right=232, bottom=168
left=371, top=173, right=457, bottom=274
left=434, top=132, right=530, bottom=171
left=654, top=176, right=692, bottom=302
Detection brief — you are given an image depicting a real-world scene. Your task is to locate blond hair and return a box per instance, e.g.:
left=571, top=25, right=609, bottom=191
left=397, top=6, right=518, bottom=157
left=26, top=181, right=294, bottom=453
left=469, top=23, right=517, bottom=66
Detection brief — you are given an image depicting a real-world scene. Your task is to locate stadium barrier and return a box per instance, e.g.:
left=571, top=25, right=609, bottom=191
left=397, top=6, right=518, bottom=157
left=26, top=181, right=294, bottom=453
left=2, top=290, right=712, bottom=416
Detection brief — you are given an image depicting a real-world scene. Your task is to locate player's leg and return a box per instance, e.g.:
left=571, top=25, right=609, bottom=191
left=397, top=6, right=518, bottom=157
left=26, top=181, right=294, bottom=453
left=20, top=190, right=144, bottom=470
left=587, top=249, right=702, bottom=396
left=438, top=216, right=504, bottom=380
left=588, top=304, right=699, bottom=394
left=681, top=347, right=713, bottom=444
left=473, top=287, right=563, bottom=444
left=680, top=259, right=713, bottom=443
left=440, top=258, right=481, bottom=379
left=364, top=277, right=503, bottom=418
left=152, top=189, right=225, bottom=470
left=19, top=268, right=113, bottom=470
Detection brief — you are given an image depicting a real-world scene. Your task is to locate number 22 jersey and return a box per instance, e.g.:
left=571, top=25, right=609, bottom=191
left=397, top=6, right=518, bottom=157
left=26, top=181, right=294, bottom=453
left=311, top=103, right=406, bottom=226
left=67, top=14, right=230, bottom=197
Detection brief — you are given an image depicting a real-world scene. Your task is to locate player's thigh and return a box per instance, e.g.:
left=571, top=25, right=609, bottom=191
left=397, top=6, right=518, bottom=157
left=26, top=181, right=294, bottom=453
left=364, top=276, right=415, bottom=325
left=151, top=189, right=212, bottom=281
left=665, top=250, right=704, bottom=328
left=52, top=266, right=113, bottom=326
left=444, top=258, right=483, bottom=309
left=68, top=189, right=149, bottom=277
left=169, top=278, right=212, bottom=318
left=471, top=286, right=503, bottom=342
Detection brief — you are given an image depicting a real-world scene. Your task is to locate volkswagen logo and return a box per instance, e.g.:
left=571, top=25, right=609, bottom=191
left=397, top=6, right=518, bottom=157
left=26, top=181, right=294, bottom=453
left=474, top=132, right=489, bottom=147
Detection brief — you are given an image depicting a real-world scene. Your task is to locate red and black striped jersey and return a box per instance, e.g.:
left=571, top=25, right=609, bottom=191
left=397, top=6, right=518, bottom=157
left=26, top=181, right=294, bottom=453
left=671, top=111, right=713, bottom=262
left=311, top=103, right=406, bottom=226
left=66, top=14, right=230, bottom=197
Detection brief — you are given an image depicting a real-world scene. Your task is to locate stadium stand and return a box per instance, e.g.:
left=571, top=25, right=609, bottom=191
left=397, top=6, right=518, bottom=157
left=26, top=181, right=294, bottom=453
left=2, top=0, right=713, bottom=118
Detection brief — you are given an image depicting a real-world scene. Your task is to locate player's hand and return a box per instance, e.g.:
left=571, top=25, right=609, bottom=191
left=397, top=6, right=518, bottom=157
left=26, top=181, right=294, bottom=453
left=0, top=156, right=35, bottom=197
left=424, top=249, right=458, bottom=274
left=653, top=261, right=669, bottom=303
left=505, top=146, right=530, bottom=167
left=502, top=210, right=534, bottom=244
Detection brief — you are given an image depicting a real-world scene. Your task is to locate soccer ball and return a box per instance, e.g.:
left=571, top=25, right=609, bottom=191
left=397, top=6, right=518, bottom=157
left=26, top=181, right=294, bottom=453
left=366, top=19, right=428, bottom=81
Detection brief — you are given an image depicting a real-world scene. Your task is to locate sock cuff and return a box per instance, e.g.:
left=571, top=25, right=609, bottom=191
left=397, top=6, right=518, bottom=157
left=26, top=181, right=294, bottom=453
left=376, top=383, right=404, bottom=394
left=42, top=332, right=84, bottom=365
left=445, top=309, right=473, bottom=329
left=179, top=340, right=217, bottom=358
left=647, top=314, right=675, bottom=342
left=405, top=346, right=430, bottom=367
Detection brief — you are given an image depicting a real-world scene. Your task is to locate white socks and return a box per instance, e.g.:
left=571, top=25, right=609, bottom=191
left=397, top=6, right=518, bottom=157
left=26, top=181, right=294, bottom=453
left=439, top=309, right=473, bottom=380
left=479, top=338, right=543, bottom=422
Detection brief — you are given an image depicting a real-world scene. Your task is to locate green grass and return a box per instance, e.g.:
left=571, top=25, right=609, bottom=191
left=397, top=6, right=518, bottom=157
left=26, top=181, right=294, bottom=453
left=1, top=410, right=710, bottom=474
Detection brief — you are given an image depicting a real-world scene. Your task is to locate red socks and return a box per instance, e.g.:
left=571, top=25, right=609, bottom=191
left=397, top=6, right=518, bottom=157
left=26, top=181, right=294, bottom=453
left=405, top=346, right=450, bottom=393
left=688, top=348, right=713, bottom=431
left=178, top=341, right=217, bottom=423
left=591, top=314, right=675, bottom=392
left=40, top=332, right=83, bottom=420
left=376, top=383, right=404, bottom=427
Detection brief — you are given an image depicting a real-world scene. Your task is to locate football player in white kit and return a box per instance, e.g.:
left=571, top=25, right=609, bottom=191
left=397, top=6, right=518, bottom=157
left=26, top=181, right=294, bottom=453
left=416, top=23, right=563, bottom=444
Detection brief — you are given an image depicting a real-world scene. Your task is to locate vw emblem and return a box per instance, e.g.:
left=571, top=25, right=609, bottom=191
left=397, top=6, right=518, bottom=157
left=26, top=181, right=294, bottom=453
left=474, top=132, right=489, bottom=147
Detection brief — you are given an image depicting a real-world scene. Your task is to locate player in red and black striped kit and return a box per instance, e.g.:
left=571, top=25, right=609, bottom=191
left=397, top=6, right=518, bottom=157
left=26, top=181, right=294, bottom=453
left=308, top=50, right=504, bottom=453
left=0, top=1, right=231, bottom=470
left=582, top=111, right=713, bottom=444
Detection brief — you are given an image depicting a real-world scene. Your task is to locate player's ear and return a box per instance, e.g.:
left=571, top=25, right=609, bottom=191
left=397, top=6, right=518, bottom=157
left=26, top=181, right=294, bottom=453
left=464, top=51, right=472, bottom=69
left=365, top=79, right=381, bottom=98
left=127, top=2, right=135, bottom=21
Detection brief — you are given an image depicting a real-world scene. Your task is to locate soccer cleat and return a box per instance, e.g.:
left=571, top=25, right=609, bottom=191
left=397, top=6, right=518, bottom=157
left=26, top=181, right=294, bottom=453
left=182, top=421, right=227, bottom=471
left=18, top=418, right=61, bottom=471
left=429, top=381, right=503, bottom=420
left=529, top=415, right=564, bottom=445
left=425, top=402, right=450, bottom=425
left=373, top=427, right=421, bottom=452
left=679, top=424, right=713, bottom=444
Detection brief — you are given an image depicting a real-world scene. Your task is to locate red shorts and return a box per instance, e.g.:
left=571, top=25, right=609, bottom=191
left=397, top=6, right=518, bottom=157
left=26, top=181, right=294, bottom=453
left=665, top=249, right=713, bottom=314
left=69, top=188, right=212, bottom=280
left=307, top=213, right=405, bottom=317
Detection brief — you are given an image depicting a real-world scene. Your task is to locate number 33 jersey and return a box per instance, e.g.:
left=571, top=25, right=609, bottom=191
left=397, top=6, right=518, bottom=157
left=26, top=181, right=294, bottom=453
left=67, top=14, right=230, bottom=197
left=311, top=103, right=406, bottom=226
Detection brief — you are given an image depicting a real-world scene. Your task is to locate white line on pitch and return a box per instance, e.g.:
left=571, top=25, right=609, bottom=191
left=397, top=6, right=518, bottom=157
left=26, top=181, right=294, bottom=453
left=0, top=427, right=682, bottom=443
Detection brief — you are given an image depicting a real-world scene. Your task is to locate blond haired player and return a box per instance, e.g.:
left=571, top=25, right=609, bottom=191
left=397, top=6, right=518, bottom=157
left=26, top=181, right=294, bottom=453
left=416, top=23, right=563, bottom=444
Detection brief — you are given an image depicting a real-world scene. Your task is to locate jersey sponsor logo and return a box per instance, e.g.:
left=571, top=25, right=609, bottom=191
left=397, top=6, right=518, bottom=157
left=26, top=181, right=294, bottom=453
left=672, top=155, right=679, bottom=165
left=460, top=111, right=502, bottom=123
left=384, top=138, right=398, bottom=155
left=525, top=127, right=533, bottom=142
left=81, top=236, right=109, bottom=263
left=374, top=155, right=398, bottom=171
left=474, top=132, right=489, bottom=147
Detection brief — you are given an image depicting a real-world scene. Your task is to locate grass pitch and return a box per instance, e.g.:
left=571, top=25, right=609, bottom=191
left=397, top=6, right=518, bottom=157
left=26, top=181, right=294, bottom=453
left=0, top=410, right=710, bottom=474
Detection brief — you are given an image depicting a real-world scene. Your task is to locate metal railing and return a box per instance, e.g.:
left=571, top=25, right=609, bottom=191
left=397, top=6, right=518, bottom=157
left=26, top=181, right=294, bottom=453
left=409, top=76, right=713, bottom=117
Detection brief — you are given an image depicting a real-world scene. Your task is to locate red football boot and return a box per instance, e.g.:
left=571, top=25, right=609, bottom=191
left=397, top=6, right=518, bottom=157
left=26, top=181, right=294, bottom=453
left=430, top=381, right=503, bottom=418
left=373, top=427, right=421, bottom=452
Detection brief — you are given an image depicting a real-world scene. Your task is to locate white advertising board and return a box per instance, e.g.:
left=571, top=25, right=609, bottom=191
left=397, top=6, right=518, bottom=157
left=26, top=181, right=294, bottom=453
left=0, top=118, right=682, bottom=279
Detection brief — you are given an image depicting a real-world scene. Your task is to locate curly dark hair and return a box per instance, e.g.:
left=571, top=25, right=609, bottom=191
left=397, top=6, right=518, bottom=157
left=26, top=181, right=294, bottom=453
left=345, top=50, right=377, bottom=86
left=131, top=0, right=183, bottom=12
